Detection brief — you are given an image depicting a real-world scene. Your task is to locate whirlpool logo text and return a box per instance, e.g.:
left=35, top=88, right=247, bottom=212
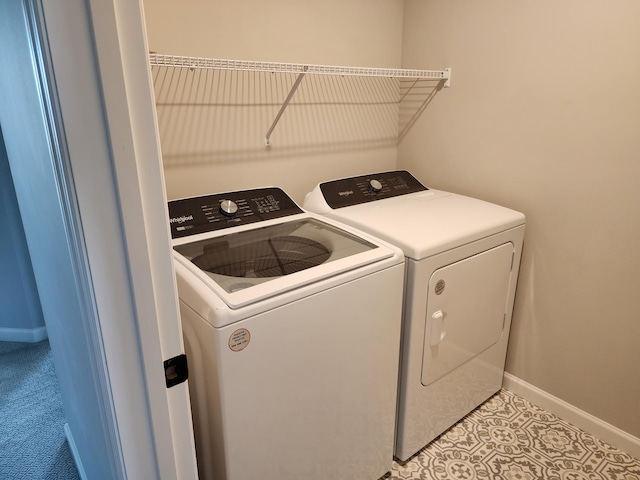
left=170, top=215, right=194, bottom=224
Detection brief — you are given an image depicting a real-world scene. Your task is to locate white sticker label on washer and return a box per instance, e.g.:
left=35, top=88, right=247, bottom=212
left=229, top=328, right=251, bottom=352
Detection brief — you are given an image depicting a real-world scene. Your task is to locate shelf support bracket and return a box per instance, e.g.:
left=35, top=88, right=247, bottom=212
left=265, top=66, right=308, bottom=147
left=443, top=68, right=451, bottom=88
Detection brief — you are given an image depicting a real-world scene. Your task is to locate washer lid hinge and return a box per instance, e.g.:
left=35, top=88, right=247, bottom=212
left=164, top=354, right=189, bottom=388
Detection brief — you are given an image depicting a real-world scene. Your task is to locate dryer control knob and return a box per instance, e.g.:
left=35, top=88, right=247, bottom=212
left=369, top=179, right=383, bottom=193
left=219, top=199, right=238, bottom=216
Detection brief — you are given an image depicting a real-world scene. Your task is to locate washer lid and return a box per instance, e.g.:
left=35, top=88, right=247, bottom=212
left=173, top=216, right=395, bottom=309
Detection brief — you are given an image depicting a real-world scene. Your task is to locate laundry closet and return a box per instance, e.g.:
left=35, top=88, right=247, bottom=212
left=143, top=0, right=640, bottom=473
left=1, top=1, right=637, bottom=478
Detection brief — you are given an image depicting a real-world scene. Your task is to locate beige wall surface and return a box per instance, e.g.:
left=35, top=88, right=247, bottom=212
left=400, top=0, right=640, bottom=437
left=143, top=0, right=404, bottom=202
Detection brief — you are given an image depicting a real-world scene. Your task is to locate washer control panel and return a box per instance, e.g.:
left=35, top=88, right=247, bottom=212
left=319, top=170, right=428, bottom=209
left=168, top=187, right=303, bottom=239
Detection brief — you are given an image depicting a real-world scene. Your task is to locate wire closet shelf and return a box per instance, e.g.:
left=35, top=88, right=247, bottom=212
left=149, top=53, right=451, bottom=152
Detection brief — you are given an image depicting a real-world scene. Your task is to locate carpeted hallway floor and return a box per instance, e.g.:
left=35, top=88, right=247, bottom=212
left=0, top=340, right=79, bottom=480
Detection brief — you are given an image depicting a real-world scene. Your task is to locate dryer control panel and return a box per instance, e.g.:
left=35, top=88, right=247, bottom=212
left=319, top=170, right=428, bottom=209
left=168, top=187, right=303, bottom=239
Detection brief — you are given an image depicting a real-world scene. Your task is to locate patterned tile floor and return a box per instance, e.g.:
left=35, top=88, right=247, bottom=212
left=389, top=389, right=640, bottom=480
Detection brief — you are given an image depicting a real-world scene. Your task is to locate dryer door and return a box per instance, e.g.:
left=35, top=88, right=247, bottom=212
left=421, top=243, right=514, bottom=386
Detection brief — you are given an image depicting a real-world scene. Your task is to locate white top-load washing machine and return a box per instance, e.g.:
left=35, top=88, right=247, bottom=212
left=168, top=187, right=405, bottom=480
left=304, top=170, right=525, bottom=461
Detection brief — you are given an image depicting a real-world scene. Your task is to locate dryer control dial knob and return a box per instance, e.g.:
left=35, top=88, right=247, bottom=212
left=219, top=199, right=238, bottom=216
left=369, top=179, right=383, bottom=193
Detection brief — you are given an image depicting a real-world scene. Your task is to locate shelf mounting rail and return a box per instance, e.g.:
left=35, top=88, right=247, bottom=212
left=149, top=54, right=451, bottom=146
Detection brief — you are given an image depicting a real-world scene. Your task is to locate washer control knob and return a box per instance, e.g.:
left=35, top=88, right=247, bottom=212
left=219, top=199, right=238, bottom=216
left=369, top=179, right=383, bottom=193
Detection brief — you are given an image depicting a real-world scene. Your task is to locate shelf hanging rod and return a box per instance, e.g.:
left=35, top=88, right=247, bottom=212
left=149, top=53, right=450, bottom=83
left=149, top=53, right=451, bottom=147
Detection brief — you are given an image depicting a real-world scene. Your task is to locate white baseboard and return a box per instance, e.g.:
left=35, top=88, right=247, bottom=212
left=503, top=372, right=640, bottom=459
left=64, top=423, right=87, bottom=480
left=0, top=326, right=47, bottom=343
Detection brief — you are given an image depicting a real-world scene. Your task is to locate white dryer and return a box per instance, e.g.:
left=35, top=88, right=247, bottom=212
left=168, top=187, right=404, bottom=480
left=304, top=170, right=525, bottom=461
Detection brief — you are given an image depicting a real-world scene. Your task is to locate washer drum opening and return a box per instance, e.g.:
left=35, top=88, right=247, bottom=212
left=192, top=235, right=331, bottom=278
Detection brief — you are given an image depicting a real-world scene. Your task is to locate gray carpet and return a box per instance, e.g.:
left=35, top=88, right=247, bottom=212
left=0, top=340, right=80, bottom=479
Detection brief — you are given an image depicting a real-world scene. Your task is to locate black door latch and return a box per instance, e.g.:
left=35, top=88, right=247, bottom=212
left=164, top=354, right=188, bottom=388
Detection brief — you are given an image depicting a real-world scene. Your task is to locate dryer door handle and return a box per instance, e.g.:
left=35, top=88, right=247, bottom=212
left=430, top=310, right=446, bottom=346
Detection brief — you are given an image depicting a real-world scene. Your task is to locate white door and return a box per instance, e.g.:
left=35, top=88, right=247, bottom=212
left=421, top=243, right=514, bottom=386
left=0, top=0, right=197, bottom=478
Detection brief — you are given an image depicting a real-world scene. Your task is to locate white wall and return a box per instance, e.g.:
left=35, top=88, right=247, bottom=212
left=400, top=0, right=640, bottom=438
left=143, top=0, right=405, bottom=203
